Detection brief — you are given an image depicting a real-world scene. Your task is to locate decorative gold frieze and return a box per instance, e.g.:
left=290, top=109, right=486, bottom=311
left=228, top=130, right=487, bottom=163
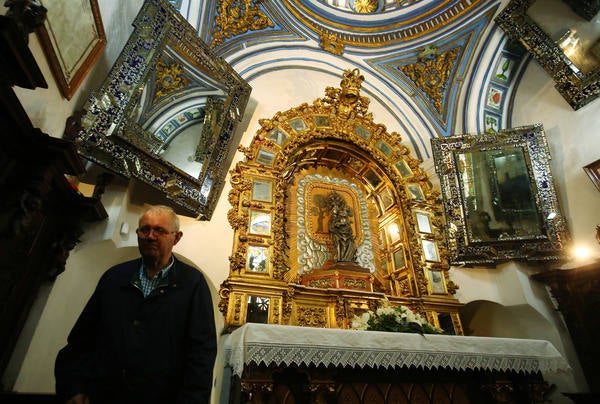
left=399, top=47, right=460, bottom=113
left=308, top=278, right=334, bottom=288
left=296, top=306, right=328, bottom=328
left=211, top=0, right=274, bottom=47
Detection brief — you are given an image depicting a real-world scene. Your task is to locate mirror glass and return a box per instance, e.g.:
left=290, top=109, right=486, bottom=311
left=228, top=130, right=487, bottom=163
left=457, top=147, right=543, bottom=242
left=528, top=0, right=600, bottom=75
left=496, top=0, right=600, bottom=110
left=431, top=124, right=570, bottom=265
left=72, top=0, right=251, bottom=219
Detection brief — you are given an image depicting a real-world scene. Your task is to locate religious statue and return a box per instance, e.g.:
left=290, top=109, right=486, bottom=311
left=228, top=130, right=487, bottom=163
left=326, top=191, right=357, bottom=263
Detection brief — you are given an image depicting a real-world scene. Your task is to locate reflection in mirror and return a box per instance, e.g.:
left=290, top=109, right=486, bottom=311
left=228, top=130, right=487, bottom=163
left=247, top=245, right=268, bottom=273
left=527, top=0, right=599, bottom=75
left=246, top=296, right=269, bottom=324
left=496, top=0, right=600, bottom=110
left=458, top=147, right=542, bottom=243
left=431, top=124, right=570, bottom=265
left=72, top=0, right=251, bottom=219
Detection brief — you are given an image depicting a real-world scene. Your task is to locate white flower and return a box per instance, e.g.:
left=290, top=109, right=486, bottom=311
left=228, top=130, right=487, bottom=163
left=376, top=306, right=395, bottom=316
left=350, top=311, right=372, bottom=330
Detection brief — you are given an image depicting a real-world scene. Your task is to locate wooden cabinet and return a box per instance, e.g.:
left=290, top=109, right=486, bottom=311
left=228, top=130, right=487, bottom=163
left=532, top=262, right=600, bottom=395
left=0, top=14, right=106, bottom=381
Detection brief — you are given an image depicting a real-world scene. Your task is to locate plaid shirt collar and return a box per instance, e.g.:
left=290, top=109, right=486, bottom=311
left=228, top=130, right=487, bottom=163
left=131, top=257, right=175, bottom=297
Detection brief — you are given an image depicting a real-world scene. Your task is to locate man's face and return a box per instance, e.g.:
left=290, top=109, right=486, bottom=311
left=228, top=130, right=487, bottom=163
left=137, top=210, right=182, bottom=265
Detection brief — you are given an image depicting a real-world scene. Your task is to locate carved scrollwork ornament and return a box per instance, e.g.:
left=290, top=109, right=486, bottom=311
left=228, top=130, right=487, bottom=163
left=219, top=69, right=463, bottom=333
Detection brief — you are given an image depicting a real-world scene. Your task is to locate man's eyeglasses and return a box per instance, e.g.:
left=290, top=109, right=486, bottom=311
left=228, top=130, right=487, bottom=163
left=136, top=226, right=177, bottom=237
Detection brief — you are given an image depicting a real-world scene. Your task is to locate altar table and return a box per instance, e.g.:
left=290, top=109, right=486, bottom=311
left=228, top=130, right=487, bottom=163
left=222, top=323, right=570, bottom=403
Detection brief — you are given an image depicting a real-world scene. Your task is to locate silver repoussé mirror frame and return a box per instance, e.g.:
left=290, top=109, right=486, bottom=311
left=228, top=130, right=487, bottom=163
left=71, top=0, right=251, bottom=219
left=431, top=124, right=570, bottom=266
left=495, top=0, right=600, bottom=110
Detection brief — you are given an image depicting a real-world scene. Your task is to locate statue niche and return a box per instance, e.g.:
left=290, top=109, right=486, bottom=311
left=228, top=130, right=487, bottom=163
left=220, top=69, right=463, bottom=334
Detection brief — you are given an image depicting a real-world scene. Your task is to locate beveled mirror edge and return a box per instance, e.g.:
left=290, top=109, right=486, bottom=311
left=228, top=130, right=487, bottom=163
left=71, top=0, right=251, bottom=219
left=495, top=0, right=600, bottom=110
left=431, top=123, right=571, bottom=266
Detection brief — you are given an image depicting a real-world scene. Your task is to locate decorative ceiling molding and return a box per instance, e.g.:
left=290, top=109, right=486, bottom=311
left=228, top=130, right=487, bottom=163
left=367, top=5, right=498, bottom=137
left=284, top=0, right=485, bottom=50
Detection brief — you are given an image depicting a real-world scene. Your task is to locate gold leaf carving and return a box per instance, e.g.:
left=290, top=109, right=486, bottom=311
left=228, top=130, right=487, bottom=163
left=352, top=0, right=378, bottom=13
left=342, top=278, right=367, bottom=289
left=399, top=47, right=460, bottom=113
left=297, top=306, right=327, bottom=328
left=211, top=0, right=274, bottom=47
left=154, top=59, right=189, bottom=101
left=320, top=32, right=344, bottom=55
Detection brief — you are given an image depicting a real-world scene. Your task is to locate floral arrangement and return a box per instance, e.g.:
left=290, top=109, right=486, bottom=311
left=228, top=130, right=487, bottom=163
left=351, top=300, right=444, bottom=335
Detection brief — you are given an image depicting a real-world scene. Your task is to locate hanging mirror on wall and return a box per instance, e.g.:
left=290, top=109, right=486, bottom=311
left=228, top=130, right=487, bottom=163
left=431, top=124, right=571, bottom=265
left=70, top=0, right=251, bottom=219
left=495, top=0, right=600, bottom=110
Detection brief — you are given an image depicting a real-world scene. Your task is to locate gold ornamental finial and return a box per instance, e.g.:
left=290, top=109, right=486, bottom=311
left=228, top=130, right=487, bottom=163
left=340, top=68, right=364, bottom=103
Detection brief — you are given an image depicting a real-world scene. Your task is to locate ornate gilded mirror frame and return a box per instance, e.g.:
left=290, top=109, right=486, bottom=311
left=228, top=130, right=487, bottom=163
left=220, top=69, right=464, bottom=335
left=431, top=124, right=571, bottom=266
left=70, top=0, right=251, bottom=219
left=495, top=0, right=600, bottom=110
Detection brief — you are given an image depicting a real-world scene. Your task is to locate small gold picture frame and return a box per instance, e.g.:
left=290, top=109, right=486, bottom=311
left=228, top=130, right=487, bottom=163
left=246, top=245, right=268, bottom=273
left=252, top=179, right=273, bottom=202
left=407, top=183, right=425, bottom=201
left=422, top=239, right=440, bottom=262
left=395, top=160, right=413, bottom=178
left=249, top=210, right=271, bottom=236
left=428, top=269, right=446, bottom=294
left=256, top=149, right=276, bottom=166
left=393, top=248, right=406, bottom=270
left=416, top=212, right=432, bottom=233
left=386, top=222, right=402, bottom=245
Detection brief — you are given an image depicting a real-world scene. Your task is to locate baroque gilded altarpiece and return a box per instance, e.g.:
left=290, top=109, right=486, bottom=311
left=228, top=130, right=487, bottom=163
left=219, top=69, right=463, bottom=335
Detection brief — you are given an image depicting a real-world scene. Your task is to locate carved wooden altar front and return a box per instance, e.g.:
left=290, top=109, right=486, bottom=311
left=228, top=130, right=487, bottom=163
left=222, top=324, right=566, bottom=404
left=219, top=69, right=463, bottom=334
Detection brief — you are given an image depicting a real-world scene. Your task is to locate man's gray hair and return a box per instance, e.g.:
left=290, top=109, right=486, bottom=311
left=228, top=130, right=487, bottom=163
left=140, top=205, right=180, bottom=231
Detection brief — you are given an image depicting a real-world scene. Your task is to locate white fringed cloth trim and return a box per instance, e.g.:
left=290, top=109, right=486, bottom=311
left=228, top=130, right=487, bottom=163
left=223, top=323, right=571, bottom=378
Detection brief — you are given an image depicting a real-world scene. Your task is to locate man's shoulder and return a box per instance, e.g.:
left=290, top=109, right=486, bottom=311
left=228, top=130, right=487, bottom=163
left=101, top=258, right=140, bottom=281
left=173, top=257, right=207, bottom=282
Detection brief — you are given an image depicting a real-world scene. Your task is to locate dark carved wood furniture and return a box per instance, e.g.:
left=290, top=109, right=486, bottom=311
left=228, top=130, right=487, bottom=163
left=0, top=11, right=106, bottom=388
left=532, top=261, right=600, bottom=397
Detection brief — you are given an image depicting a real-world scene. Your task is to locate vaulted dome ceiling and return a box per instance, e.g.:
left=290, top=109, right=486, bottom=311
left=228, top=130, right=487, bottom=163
left=173, top=0, right=521, bottom=161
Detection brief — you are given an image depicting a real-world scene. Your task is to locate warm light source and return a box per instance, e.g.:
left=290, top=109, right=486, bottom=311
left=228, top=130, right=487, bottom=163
left=572, top=245, right=591, bottom=260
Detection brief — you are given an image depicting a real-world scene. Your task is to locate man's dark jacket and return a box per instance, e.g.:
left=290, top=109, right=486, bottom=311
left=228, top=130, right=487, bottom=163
left=55, top=257, right=217, bottom=403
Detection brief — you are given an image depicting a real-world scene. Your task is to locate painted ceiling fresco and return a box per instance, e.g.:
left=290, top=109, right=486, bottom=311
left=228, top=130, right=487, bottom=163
left=169, top=0, right=527, bottom=160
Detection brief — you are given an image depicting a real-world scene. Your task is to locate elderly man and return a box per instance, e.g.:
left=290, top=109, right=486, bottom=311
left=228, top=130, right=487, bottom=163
left=55, top=205, right=217, bottom=403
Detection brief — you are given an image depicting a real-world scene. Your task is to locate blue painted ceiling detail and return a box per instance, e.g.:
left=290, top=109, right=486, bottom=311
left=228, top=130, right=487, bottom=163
left=368, top=8, right=495, bottom=138
left=168, top=0, right=521, bottom=160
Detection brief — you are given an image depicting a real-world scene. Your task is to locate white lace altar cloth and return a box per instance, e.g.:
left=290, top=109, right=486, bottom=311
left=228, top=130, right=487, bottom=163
left=223, top=323, right=571, bottom=377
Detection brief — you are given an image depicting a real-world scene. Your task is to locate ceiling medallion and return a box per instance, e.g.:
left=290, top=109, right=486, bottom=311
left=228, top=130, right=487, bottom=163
left=352, top=0, right=379, bottom=13
left=398, top=46, right=459, bottom=113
